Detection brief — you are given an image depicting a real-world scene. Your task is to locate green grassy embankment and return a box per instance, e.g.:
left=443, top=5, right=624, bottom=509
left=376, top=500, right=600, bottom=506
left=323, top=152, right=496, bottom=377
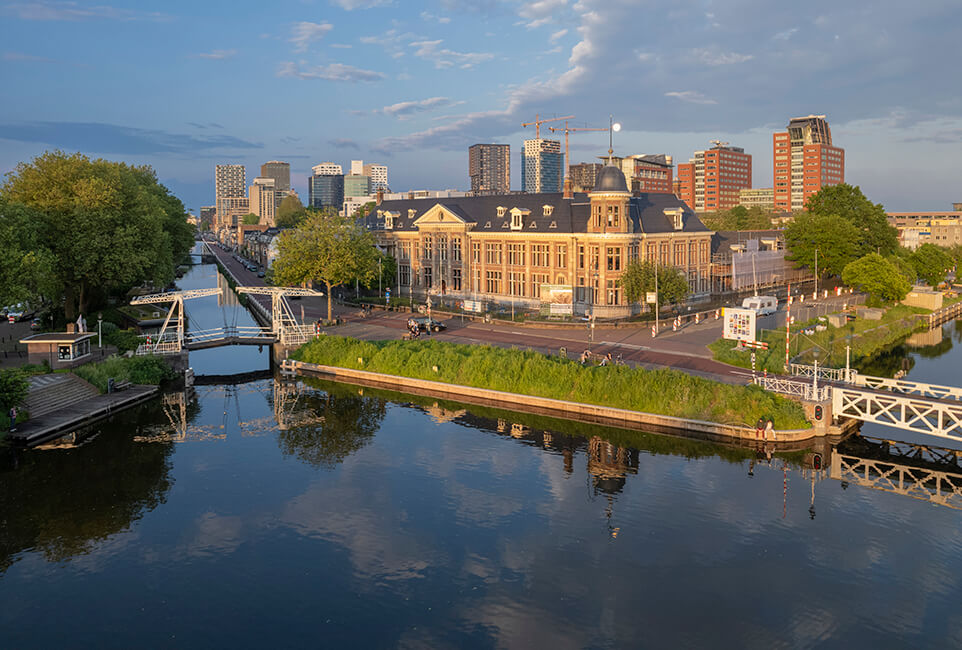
left=709, top=304, right=929, bottom=373
left=73, top=355, right=177, bottom=393
left=292, top=336, right=811, bottom=429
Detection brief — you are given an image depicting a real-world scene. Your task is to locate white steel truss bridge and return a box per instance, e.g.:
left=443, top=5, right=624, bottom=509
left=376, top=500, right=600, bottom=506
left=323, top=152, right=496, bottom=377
left=132, top=285, right=322, bottom=355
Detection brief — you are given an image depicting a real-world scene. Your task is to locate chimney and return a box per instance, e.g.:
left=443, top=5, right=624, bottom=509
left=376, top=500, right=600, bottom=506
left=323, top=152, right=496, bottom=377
left=376, top=189, right=383, bottom=206
left=66, top=323, right=76, bottom=334
left=563, top=177, right=573, bottom=200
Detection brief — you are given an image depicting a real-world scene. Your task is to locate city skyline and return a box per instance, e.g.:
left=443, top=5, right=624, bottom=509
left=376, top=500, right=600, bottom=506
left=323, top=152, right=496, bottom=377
left=1, top=0, right=959, bottom=212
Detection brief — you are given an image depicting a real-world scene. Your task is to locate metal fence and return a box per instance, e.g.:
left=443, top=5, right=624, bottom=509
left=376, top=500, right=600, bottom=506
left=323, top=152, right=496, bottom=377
left=754, top=375, right=832, bottom=402
left=790, top=363, right=856, bottom=383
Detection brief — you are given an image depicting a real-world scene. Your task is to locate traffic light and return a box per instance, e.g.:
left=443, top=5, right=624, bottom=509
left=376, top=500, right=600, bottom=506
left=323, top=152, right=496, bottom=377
left=814, top=405, right=823, bottom=421
left=812, top=453, right=822, bottom=470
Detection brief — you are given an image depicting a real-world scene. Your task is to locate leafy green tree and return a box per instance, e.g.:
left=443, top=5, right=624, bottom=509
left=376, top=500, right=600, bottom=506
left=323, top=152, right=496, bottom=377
left=910, top=243, right=954, bottom=287
left=841, top=253, right=911, bottom=304
left=242, top=213, right=260, bottom=225
left=618, top=260, right=689, bottom=306
left=886, top=253, right=917, bottom=285
left=1, top=151, right=192, bottom=320
left=276, top=194, right=306, bottom=228
left=362, top=252, right=397, bottom=292
left=0, top=198, right=56, bottom=309
left=805, top=183, right=898, bottom=256
left=0, top=369, right=29, bottom=421
left=700, top=205, right=773, bottom=231
left=351, top=201, right=376, bottom=219
left=273, top=208, right=380, bottom=321
left=784, top=212, right=861, bottom=276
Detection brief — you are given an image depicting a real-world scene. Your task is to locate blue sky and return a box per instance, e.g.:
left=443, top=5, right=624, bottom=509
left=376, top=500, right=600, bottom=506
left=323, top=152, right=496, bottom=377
left=1, top=0, right=960, bottom=212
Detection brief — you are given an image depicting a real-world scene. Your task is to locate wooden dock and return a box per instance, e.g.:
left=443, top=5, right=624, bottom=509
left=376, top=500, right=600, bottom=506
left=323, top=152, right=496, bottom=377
left=5, top=385, right=159, bottom=446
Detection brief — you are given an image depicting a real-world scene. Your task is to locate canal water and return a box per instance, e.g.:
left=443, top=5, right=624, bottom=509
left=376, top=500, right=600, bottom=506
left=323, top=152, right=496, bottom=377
left=2, top=250, right=962, bottom=648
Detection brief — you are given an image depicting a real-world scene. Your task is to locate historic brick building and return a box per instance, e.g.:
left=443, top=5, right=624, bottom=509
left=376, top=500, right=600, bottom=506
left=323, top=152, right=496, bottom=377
left=364, top=164, right=713, bottom=318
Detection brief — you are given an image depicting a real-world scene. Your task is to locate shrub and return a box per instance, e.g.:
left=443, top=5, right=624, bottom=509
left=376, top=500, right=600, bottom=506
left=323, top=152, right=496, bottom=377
left=74, top=355, right=176, bottom=392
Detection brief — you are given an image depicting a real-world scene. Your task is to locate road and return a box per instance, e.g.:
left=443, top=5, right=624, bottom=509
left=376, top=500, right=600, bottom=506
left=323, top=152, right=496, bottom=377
left=205, top=242, right=852, bottom=386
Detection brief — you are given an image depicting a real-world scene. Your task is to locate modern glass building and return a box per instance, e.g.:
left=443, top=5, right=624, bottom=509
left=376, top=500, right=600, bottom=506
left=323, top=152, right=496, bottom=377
left=521, top=139, right=562, bottom=193
left=308, top=173, right=344, bottom=211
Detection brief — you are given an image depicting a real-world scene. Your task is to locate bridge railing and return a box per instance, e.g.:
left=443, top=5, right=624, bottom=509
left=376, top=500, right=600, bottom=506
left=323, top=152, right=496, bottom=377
left=833, top=386, right=962, bottom=441
left=852, top=374, right=962, bottom=401
left=185, top=326, right=275, bottom=344
left=754, top=375, right=832, bottom=402
left=790, top=363, right=855, bottom=383
left=135, top=331, right=181, bottom=356
left=279, top=324, right=316, bottom=346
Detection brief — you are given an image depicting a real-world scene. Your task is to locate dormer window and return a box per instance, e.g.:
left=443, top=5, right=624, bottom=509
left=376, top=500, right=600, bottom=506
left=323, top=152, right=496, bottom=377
left=549, top=221, right=557, bottom=229
left=509, top=207, right=529, bottom=231
left=543, top=205, right=554, bottom=216
left=385, top=214, right=394, bottom=230
left=664, top=208, right=684, bottom=231
left=496, top=206, right=507, bottom=217
left=408, top=209, right=416, bottom=219
left=377, top=210, right=384, bottom=218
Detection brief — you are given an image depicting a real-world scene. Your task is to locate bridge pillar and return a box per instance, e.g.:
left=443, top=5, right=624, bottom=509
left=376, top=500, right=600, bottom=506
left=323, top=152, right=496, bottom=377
left=801, top=398, right=834, bottom=437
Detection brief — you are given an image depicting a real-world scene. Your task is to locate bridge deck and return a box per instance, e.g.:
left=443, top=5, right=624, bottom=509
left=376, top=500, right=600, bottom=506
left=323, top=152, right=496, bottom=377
left=185, top=336, right=277, bottom=350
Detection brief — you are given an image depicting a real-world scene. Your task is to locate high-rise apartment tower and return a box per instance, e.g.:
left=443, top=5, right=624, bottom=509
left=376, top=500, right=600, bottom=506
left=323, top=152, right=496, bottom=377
left=773, top=115, right=844, bottom=212
left=215, top=164, right=246, bottom=229
left=521, top=139, right=562, bottom=193
left=260, top=161, right=290, bottom=192
left=469, top=144, right=510, bottom=194
left=363, top=163, right=389, bottom=192
left=675, top=144, right=752, bottom=212
left=249, top=177, right=276, bottom=227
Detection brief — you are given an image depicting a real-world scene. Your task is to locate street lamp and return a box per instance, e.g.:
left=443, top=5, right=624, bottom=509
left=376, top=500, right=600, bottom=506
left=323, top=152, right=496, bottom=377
left=97, top=312, right=103, bottom=349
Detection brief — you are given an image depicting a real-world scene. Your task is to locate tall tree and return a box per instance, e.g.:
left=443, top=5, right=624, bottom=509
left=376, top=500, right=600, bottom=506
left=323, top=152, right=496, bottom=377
left=910, top=243, right=954, bottom=287
left=618, top=260, right=689, bottom=306
left=242, top=213, right=260, bottom=225
left=805, top=183, right=898, bottom=256
left=1, top=151, right=191, bottom=319
left=276, top=194, right=306, bottom=228
left=272, top=209, right=380, bottom=321
left=842, top=253, right=911, bottom=304
left=784, top=212, right=861, bottom=277
left=700, top=205, right=773, bottom=232
left=0, top=198, right=56, bottom=308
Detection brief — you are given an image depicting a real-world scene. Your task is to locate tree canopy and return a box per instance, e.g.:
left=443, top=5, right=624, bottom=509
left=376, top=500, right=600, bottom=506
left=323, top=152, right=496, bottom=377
left=699, top=206, right=773, bottom=232
left=242, top=213, right=260, bottom=225
left=784, top=212, right=861, bottom=277
left=805, top=183, right=898, bottom=257
left=276, top=194, right=306, bottom=229
left=0, top=199, right=56, bottom=309
left=272, top=209, right=380, bottom=321
left=1, top=151, right=193, bottom=320
left=841, top=253, right=911, bottom=305
left=619, top=260, right=690, bottom=306
left=910, top=243, right=954, bottom=287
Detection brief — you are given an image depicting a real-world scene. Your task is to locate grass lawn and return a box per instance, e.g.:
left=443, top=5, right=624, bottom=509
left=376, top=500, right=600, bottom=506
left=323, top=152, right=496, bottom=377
left=292, top=335, right=811, bottom=429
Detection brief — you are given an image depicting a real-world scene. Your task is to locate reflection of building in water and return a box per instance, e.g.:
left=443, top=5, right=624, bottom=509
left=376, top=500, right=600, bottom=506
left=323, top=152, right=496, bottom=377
left=217, top=273, right=241, bottom=308
left=425, top=402, right=467, bottom=425
left=905, top=328, right=944, bottom=348
left=587, top=436, right=638, bottom=495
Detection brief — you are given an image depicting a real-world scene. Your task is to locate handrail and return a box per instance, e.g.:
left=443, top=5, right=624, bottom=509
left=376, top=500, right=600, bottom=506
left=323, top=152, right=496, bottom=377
left=754, top=375, right=831, bottom=402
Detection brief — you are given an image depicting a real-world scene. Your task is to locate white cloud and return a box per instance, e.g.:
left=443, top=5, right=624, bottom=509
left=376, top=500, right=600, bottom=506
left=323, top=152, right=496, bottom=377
left=518, top=0, right=568, bottom=27
left=665, top=90, right=717, bottom=105
left=4, top=0, right=169, bottom=21
left=289, top=21, right=333, bottom=53
left=410, top=39, right=494, bottom=69
left=692, top=49, right=753, bottom=66
left=420, top=10, right=451, bottom=23
left=331, top=0, right=391, bottom=8
left=549, top=28, right=567, bottom=43
left=380, top=96, right=462, bottom=118
left=277, top=61, right=385, bottom=82
left=773, top=27, right=799, bottom=40
left=194, top=49, right=236, bottom=60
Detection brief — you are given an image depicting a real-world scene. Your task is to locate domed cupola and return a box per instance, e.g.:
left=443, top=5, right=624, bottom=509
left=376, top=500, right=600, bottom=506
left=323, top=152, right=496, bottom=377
left=593, top=165, right=629, bottom=194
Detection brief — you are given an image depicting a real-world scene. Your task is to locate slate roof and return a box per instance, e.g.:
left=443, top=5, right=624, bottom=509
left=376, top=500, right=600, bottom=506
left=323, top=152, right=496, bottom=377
left=361, top=191, right=710, bottom=235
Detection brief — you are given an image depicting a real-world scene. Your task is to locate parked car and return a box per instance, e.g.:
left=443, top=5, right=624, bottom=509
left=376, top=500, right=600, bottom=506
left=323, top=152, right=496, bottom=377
left=257, top=270, right=266, bottom=278
left=408, top=316, right=446, bottom=332
left=29, top=317, right=42, bottom=331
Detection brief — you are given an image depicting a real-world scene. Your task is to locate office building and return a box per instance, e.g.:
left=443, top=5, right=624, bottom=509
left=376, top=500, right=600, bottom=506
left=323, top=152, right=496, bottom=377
left=199, top=206, right=216, bottom=228
left=260, top=161, right=290, bottom=192
left=739, top=188, right=775, bottom=211
left=363, top=163, right=389, bottom=192
left=888, top=210, right=962, bottom=249
left=250, top=177, right=276, bottom=227
left=602, top=155, right=674, bottom=194
left=469, top=144, right=511, bottom=194
left=344, top=173, right=372, bottom=199
left=312, top=162, right=342, bottom=176
left=676, top=144, right=752, bottom=212
left=773, top=115, right=845, bottom=212
left=568, top=162, right=603, bottom=192
left=308, top=171, right=344, bottom=211
left=521, top=139, right=562, bottom=193
left=364, top=162, right=713, bottom=318
left=215, top=164, right=246, bottom=230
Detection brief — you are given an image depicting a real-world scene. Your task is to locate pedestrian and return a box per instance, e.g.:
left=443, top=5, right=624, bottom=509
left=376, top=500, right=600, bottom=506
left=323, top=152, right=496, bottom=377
left=600, top=352, right=612, bottom=366
left=8, top=406, right=17, bottom=432
left=765, top=419, right=775, bottom=441
left=755, top=417, right=764, bottom=439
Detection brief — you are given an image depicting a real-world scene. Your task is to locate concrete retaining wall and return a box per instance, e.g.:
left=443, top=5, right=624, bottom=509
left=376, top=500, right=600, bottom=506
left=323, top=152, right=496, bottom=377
left=285, top=360, right=818, bottom=443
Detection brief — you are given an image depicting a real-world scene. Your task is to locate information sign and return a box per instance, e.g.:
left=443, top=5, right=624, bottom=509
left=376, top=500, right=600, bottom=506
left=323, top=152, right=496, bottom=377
left=722, top=307, right=757, bottom=343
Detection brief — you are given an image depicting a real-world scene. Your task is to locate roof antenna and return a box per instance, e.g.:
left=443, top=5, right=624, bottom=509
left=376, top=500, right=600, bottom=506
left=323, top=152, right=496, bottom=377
left=608, top=114, right=621, bottom=164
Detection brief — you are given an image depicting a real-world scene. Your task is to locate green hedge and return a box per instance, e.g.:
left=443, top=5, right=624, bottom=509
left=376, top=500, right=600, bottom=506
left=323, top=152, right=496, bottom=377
left=73, top=355, right=177, bottom=393
left=292, top=336, right=810, bottom=429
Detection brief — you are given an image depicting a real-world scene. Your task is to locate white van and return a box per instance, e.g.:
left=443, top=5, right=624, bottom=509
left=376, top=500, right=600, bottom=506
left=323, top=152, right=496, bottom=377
left=742, top=295, right=778, bottom=316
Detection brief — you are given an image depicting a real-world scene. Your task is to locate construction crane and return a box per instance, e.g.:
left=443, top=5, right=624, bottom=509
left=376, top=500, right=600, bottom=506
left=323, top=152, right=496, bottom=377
left=521, top=113, right=575, bottom=140
left=547, top=121, right=607, bottom=185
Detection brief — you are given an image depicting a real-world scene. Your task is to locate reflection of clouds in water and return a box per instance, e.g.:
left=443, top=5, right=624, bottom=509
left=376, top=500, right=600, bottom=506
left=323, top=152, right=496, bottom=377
left=186, top=512, right=245, bottom=558
left=446, top=482, right=523, bottom=528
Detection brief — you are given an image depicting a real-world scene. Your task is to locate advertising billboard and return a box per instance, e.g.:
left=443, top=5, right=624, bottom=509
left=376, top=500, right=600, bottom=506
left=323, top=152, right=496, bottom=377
left=722, top=307, right=756, bottom=343
left=540, top=284, right=573, bottom=315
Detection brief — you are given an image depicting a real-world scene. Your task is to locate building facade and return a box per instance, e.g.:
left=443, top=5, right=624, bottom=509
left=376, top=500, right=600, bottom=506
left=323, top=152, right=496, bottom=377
left=260, top=161, right=290, bottom=192
left=676, top=145, right=752, bottom=212
left=308, top=173, right=344, bottom=211
left=603, top=155, right=674, bottom=195
left=364, top=165, right=713, bottom=318
left=888, top=211, right=962, bottom=250
left=773, top=115, right=845, bottom=212
left=344, top=174, right=372, bottom=199
left=569, top=162, right=603, bottom=192
left=249, top=177, right=276, bottom=227
left=363, top=163, right=389, bottom=192
left=469, top=144, right=511, bottom=194
left=312, top=162, right=342, bottom=176
left=215, top=164, right=246, bottom=230
left=738, top=188, right=775, bottom=211
left=521, top=139, right=563, bottom=193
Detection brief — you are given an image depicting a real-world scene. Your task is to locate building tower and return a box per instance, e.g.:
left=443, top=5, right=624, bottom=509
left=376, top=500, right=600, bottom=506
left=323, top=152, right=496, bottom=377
left=469, top=144, right=510, bottom=194
left=773, top=115, right=844, bottom=212
left=363, top=163, right=389, bottom=192
left=215, top=164, right=246, bottom=231
left=675, top=143, right=752, bottom=212
left=260, top=161, right=290, bottom=192
left=250, top=177, right=276, bottom=227
left=308, top=163, right=344, bottom=212
left=521, top=139, right=563, bottom=193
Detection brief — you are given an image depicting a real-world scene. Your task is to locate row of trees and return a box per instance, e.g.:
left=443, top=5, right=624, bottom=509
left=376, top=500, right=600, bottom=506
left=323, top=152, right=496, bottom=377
left=0, top=151, right=194, bottom=320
